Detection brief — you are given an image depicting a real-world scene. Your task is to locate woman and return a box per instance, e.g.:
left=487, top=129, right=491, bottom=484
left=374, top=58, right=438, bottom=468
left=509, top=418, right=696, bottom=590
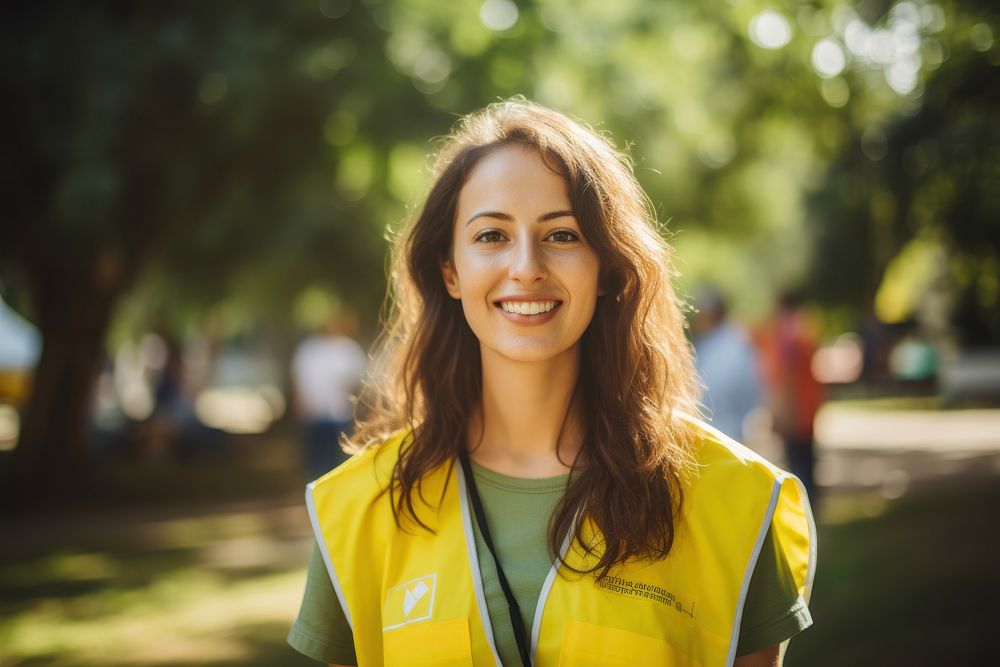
left=289, top=99, right=815, bottom=667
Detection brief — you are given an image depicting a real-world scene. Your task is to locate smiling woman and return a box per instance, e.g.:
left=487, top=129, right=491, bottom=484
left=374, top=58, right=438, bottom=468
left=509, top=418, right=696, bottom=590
left=288, top=99, right=815, bottom=667
left=443, top=144, right=602, bottom=372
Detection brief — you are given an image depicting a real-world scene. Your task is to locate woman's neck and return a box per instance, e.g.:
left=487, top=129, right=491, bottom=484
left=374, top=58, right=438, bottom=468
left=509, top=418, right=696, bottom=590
left=467, top=346, right=583, bottom=478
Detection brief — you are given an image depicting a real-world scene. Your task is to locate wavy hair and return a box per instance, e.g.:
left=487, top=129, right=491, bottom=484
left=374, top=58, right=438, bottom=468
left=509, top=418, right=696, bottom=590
left=350, top=98, right=699, bottom=577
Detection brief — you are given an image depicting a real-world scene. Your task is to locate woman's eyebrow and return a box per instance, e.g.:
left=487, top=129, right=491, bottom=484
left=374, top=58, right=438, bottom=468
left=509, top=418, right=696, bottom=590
left=465, top=209, right=575, bottom=226
left=465, top=210, right=511, bottom=226
left=539, top=210, right=575, bottom=222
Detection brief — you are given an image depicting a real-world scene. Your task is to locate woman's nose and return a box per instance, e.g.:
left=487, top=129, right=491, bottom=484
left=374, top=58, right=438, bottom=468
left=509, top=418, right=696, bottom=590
left=508, top=237, right=547, bottom=283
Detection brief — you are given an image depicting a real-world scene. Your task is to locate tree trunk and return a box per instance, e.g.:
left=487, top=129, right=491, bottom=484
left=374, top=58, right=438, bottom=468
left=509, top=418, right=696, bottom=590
left=2, top=278, right=118, bottom=508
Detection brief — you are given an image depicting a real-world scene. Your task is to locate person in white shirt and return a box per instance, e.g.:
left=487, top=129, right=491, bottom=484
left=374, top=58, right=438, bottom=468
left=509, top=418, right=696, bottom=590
left=291, top=310, right=366, bottom=479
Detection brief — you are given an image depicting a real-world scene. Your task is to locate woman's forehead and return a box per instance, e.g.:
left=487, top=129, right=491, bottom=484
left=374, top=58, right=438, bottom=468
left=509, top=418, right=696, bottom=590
left=457, top=145, right=571, bottom=214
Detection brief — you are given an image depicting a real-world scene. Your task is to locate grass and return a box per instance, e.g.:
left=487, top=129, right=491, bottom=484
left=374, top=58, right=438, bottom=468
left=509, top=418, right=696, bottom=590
left=0, top=429, right=320, bottom=667
left=786, top=480, right=1000, bottom=666
left=1, top=569, right=315, bottom=666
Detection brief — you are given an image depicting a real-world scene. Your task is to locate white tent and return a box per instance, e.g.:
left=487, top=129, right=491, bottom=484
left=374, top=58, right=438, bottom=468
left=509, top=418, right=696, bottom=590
left=0, top=297, right=40, bottom=370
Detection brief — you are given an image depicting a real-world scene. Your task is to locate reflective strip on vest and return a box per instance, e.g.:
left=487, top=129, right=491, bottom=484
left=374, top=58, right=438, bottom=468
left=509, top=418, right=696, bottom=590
left=307, top=422, right=815, bottom=667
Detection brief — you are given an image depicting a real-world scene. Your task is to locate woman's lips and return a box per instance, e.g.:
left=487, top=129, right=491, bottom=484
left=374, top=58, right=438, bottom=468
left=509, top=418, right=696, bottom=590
left=494, top=300, right=562, bottom=324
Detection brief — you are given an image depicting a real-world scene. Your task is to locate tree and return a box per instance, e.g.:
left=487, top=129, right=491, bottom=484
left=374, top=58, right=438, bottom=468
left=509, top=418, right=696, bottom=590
left=0, top=1, right=434, bottom=502
left=806, top=0, right=1000, bottom=341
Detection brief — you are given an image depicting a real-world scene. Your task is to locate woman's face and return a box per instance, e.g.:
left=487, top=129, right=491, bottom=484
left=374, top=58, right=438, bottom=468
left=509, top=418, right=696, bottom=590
left=442, top=144, right=602, bottom=365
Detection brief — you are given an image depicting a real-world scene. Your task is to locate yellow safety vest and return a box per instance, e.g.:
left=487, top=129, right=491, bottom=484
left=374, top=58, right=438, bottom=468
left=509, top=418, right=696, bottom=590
left=307, top=419, right=815, bottom=667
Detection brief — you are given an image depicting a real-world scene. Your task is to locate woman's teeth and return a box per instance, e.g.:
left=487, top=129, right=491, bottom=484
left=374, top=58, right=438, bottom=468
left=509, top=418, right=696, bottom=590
left=500, top=301, right=557, bottom=315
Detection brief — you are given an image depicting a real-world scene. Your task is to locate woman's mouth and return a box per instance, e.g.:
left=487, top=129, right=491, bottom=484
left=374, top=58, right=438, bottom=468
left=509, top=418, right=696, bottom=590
left=497, top=300, right=560, bottom=316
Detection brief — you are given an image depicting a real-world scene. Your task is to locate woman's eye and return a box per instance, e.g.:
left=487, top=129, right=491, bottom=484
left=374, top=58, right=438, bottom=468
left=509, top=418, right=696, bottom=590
left=547, top=230, right=580, bottom=243
left=474, top=230, right=506, bottom=244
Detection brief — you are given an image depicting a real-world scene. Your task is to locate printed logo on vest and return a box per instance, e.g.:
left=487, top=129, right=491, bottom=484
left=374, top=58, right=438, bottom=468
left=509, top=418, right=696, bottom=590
left=382, top=573, right=437, bottom=631
left=597, top=576, right=697, bottom=620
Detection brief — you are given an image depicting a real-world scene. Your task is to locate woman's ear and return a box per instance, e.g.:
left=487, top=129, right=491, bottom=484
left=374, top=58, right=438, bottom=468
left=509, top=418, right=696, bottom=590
left=441, top=259, right=462, bottom=299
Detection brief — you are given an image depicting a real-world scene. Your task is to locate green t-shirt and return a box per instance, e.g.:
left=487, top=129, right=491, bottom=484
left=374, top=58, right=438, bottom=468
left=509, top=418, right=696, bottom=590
left=288, top=463, right=812, bottom=664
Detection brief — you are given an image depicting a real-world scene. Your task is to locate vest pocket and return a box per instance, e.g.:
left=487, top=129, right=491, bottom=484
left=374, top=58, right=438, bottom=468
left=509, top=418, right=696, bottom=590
left=382, top=617, right=474, bottom=666
left=559, top=619, right=703, bottom=667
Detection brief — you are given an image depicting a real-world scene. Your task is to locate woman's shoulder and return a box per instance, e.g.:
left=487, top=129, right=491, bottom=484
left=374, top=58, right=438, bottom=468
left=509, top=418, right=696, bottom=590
left=310, top=429, right=410, bottom=495
left=676, top=413, right=785, bottom=484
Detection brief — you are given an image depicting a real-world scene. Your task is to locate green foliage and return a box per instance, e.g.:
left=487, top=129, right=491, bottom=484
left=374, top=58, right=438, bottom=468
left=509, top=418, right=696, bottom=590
left=803, top=0, right=999, bottom=339
left=4, top=0, right=998, bottom=342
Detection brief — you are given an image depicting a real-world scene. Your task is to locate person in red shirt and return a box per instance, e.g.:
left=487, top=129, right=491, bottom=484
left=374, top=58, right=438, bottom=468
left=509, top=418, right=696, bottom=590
left=759, top=292, right=824, bottom=508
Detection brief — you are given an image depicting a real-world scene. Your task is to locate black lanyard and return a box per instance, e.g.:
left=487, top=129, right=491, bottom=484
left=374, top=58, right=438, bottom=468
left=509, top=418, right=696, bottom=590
left=458, top=450, right=533, bottom=667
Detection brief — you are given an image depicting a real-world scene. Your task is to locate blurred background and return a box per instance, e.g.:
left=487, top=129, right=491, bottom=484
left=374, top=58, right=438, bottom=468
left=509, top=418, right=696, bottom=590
left=1, top=0, right=998, bottom=665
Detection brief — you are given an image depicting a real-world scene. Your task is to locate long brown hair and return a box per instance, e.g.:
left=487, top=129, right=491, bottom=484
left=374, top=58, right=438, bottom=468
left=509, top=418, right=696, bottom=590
left=350, top=98, right=699, bottom=578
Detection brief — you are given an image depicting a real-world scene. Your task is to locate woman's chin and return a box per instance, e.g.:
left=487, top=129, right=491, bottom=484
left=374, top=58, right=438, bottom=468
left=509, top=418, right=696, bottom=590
left=480, top=341, right=581, bottom=366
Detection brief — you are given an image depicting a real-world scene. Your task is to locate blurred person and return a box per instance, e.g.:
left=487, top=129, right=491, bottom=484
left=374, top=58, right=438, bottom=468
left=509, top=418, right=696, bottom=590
left=859, top=304, right=892, bottom=386
left=145, top=333, right=188, bottom=464
left=289, top=100, right=815, bottom=667
left=291, top=310, right=366, bottom=479
left=760, top=292, right=824, bottom=508
left=0, top=295, right=40, bottom=407
left=693, top=286, right=763, bottom=443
